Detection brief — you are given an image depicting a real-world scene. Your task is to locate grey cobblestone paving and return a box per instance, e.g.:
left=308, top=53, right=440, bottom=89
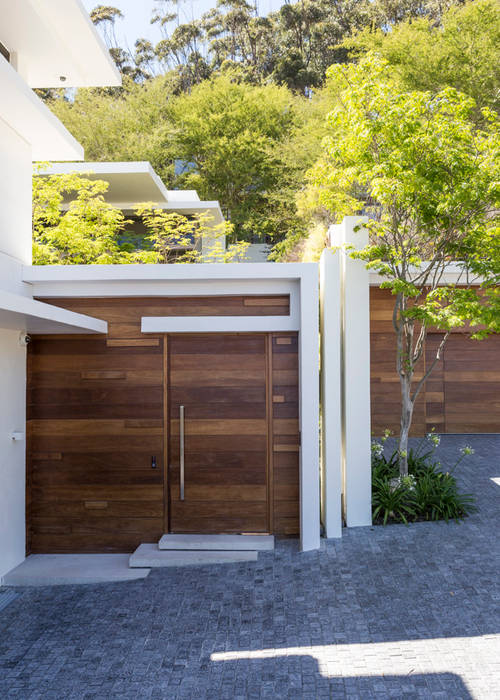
left=0, top=435, right=499, bottom=699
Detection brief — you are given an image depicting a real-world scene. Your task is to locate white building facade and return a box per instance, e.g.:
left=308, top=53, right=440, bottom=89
left=0, top=0, right=120, bottom=579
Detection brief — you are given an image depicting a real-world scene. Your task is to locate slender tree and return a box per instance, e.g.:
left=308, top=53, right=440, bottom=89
left=310, top=55, right=500, bottom=474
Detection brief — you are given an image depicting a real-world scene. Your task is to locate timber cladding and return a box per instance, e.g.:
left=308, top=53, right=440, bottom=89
left=27, top=295, right=298, bottom=554
left=370, top=287, right=500, bottom=436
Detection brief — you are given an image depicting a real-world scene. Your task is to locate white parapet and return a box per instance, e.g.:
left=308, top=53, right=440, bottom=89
left=324, top=217, right=372, bottom=530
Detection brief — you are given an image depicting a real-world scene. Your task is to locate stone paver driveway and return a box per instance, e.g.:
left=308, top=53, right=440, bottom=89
left=1, top=435, right=499, bottom=699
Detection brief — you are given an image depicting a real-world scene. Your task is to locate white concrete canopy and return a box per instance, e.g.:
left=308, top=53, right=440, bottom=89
left=0, top=290, right=108, bottom=334
left=2, top=0, right=120, bottom=88
left=38, top=162, right=225, bottom=224
left=40, top=162, right=171, bottom=207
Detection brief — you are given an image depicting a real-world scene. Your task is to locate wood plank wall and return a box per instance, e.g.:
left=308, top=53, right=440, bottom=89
left=270, top=333, right=300, bottom=535
left=370, top=287, right=500, bottom=435
left=27, top=295, right=299, bottom=553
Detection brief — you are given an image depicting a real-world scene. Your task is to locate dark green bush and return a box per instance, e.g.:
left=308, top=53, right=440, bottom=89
left=371, top=436, right=476, bottom=525
left=412, top=466, right=476, bottom=522
left=372, top=475, right=416, bottom=525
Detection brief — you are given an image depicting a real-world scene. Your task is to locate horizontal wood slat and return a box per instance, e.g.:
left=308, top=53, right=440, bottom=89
left=106, top=338, right=159, bottom=347
left=370, top=287, right=500, bottom=435
left=27, top=298, right=300, bottom=552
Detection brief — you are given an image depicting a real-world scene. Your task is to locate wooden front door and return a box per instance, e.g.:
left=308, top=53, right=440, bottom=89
left=167, top=333, right=270, bottom=533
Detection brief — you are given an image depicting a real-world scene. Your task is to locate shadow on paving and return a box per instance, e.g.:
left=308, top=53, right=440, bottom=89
left=206, top=659, right=474, bottom=699
left=0, top=435, right=498, bottom=698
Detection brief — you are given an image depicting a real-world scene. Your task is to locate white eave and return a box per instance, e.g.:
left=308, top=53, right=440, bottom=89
left=2, top=0, right=121, bottom=88
left=0, top=290, right=107, bottom=334
left=38, top=161, right=225, bottom=223
left=39, top=162, right=170, bottom=206
left=0, top=58, right=83, bottom=160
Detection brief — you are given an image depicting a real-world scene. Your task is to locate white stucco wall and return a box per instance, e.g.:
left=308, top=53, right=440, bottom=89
left=0, top=328, right=27, bottom=580
left=0, top=118, right=32, bottom=264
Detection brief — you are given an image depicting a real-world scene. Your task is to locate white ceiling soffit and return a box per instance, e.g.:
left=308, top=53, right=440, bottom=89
left=0, top=58, right=83, bottom=160
left=0, top=290, right=107, bottom=334
left=39, top=162, right=170, bottom=206
left=1, top=0, right=121, bottom=88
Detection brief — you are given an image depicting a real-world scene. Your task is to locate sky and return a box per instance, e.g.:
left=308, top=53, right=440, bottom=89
left=82, top=1, right=285, bottom=52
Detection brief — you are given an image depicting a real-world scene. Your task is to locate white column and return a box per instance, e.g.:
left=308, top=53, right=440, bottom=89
left=0, top=329, right=26, bottom=580
left=319, top=248, right=342, bottom=537
left=299, top=266, right=321, bottom=551
left=330, top=216, right=372, bottom=528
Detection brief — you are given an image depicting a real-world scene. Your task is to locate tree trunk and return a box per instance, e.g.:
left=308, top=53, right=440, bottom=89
left=398, top=375, right=414, bottom=477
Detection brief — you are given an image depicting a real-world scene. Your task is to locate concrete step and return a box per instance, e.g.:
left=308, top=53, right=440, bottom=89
left=129, top=543, right=258, bottom=568
left=158, top=534, right=274, bottom=551
left=3, top=554, right=150, bottom=586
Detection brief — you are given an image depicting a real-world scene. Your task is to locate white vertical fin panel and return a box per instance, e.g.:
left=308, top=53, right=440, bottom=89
left=319, top=248, right=342, bottom=537
left=330, top=217, right=372, bottom=528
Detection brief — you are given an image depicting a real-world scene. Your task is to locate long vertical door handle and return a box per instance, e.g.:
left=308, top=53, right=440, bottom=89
left=179, top=405, right=185, bottom=501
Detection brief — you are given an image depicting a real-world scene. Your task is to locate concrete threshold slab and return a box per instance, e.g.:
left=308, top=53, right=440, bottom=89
left=158, top=534, right=274, bottom=551
left=3, top=554, right=151, bottom=587
left=130, top=543, right=258, bottom=567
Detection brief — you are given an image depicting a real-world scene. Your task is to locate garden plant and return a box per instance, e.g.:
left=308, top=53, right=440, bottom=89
left=371, top=432, right=476, bottom=525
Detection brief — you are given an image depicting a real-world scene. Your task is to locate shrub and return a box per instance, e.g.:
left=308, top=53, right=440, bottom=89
left=412, top=466, right=476, bottom=522
left=372, top=475, right=416, bottom=525
left=371, top=434, right=476, bottom=525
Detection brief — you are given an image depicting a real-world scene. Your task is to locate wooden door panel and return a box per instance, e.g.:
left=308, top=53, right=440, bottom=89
left=168, top=333, right=269, bottom=534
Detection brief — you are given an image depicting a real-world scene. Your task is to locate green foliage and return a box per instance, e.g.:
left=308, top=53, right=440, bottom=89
left=372, top=475, right=416, bottom=525
left=134, top=205, right=247, bottom=263
left=32, top=169, right=132, bottom=264
left=90, top=0, right=467, bottom=91
left=309, top=53, right=499, bottom=469
left=371, top=435, right=476, bottom=524
left=49, top=76, right=177, bottom=184
left=311, top=56, right=500, bottom=328
left=167, top=74, right=305, bottom=242
left=412, top=467, right=476, bottom=522
left=32, top=170, right=247, bottom=265
left=46, top=1, right=499, bottom=259
left=345, top=0, right=500, bottom=120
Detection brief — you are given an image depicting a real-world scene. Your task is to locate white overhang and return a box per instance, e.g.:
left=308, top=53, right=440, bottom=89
left=0, top=58, right=84, bottom=160
left=39, top=162, right=170, bottom=206
left=1, top=0, right=120, bottom=88
left=0, top=290, right=107, bottom=334
left=38, top=162, right=224, bottom=222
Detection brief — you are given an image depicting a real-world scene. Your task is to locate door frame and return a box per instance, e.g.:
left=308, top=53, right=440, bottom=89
left=137, top=266, right=321, bottom=550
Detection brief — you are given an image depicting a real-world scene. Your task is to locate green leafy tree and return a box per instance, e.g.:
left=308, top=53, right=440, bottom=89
left=135, top=205, right=248, bottom=263
left=346, top=0, right=500, bottom=120
left=32, top=169, right=132, bottom=264
left=167, top=74, right=303, bottom=242
left=49, top=76, right=177, bottom=184
left=310, top=55, right=500, bottom=475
